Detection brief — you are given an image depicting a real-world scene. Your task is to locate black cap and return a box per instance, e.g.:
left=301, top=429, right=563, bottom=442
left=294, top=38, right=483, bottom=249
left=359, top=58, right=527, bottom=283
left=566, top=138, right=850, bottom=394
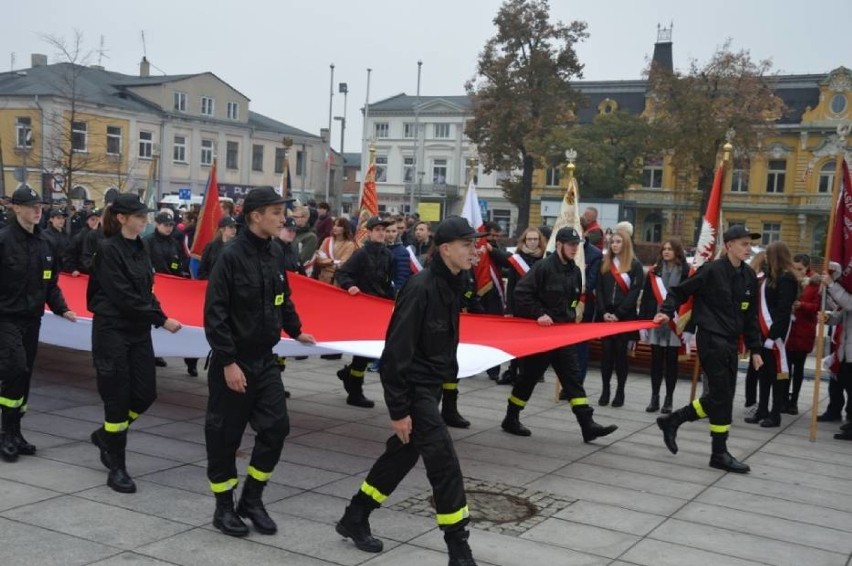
left=155, top=212, right=175, bottom=225
left=218, top=216, right=237, bottom=228
left=555, top=226, right=581, bottom=244
left=723, top=224, right=761, bottom=243
left=86, top=208, right=103, bottom=219
left=365, top=216, right=392, bottom=230
left=433, top=216, right=483, bottom=245
left=110, top=193, right=151, bottom=215
left=10, top=186, right=45, bottom=205
left=49, top=208, right=68, bottom=218
left=282, top=217, right=297, bottom=229
left=243, top=187, right=287, bottom=215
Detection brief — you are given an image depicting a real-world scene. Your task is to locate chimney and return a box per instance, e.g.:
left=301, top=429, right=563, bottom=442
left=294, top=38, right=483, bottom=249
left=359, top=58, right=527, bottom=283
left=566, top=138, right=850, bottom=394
left=320, top=128, right=330, bottom=143
left=140, top=56, right=150, bottom=78
left=31, top=54, right=48, bottom=67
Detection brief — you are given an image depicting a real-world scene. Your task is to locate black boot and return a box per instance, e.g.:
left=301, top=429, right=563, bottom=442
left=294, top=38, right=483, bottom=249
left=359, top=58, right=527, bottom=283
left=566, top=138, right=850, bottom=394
left=185, top=358, right=198, bottom=377
left=336, top=499, right=383, bottom=553
left=90, top=427, right=113, bottom=470
left=656, top=404, right=698, bottom=455
left=442, top=389, right=471, bottom=429
left=338, top=366, right=375, bottom=408
left=1, top=410, right=19, bottom=462
left=154, top=357, right=167, bottom=367
left=645, top=394, right=660, bottom=413
left=445, top=528, right=477, bottom=566
left=237, top=476, right=277, bottom=534
left=501, top=403, right=530, bottom=436
left=598, top=382, right=611, bottom=406
left=709, top=433, right=750, bottom=473
left=574, top=406, right=618, bottom=444
left=496, top=361, right=517, bottom=385
left=105, top=431, right=136, bottom=493
left=611, top=376, right=626, bottom=407
left=213, top=490, right=249, bottom=537
left=661, top=395, right=673, bottom=414
left=11, top=411, right=35, bottom=456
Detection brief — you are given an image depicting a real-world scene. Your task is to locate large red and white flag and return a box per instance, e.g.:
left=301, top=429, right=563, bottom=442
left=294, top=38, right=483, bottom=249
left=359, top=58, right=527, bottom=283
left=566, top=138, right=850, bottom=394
left=830, top=159, right=852, bottom=292
left=355, top=161, right=378, bottom=244
left=545, top=174, right=586, bottom=288
left=189, top=161, right=222, bottom=260
left=42, top=274, right=654, bottom=378
left=460, top=178, right=501, bottom=299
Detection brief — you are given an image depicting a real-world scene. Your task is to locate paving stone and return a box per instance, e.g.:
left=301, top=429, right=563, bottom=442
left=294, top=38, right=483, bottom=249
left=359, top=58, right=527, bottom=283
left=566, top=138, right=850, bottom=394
left=0, top=516, right=119, bottom=566
left=620, top=538, right=767, bottom=566
left=554, top=500, right=666, bottom=537
left=0, top=477, right=61, bottom=512
left=521, top=517, right=640, bottom=558
left=87, top=551, right=178, bottom=565
left=140, top=464, right=302, bottom=502
left=716, top=473, right=852, bottom=513
left=2, top=496, right=191, bottom=550
left=40, top=440, right=181, bottom=476
left=122, top=431, right=209, bottom=463
left=77, top=480, right=215, bottom=526
left=526, top=475, right=687, bottom=516
left=279, top=442, right=377, bottom=475
left=0, top=455, right=106, bottom=493
left=551, top=462, right=707, bottom=499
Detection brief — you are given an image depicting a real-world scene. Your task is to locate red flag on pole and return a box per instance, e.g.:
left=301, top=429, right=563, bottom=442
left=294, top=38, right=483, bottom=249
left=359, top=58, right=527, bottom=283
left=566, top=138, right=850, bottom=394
left=830, top=159, right=852, bottom=292
left=460, top=178, right=500, bottom=298
left=355, top=160, right=378, bottom=244
left=189, top=160, right=222, bottom=259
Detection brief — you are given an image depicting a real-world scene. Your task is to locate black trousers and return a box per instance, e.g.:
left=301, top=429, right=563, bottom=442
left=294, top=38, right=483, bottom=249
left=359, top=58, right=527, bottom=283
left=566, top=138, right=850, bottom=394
left=357, top=384, right=468, bottom=530
left=650, top=345, right=679, bottom=397
left=205, top=353, right=289, bottom=492
left=601, top=334, right=629, bottom=386
left=92, top=317, right=157, bottom=430
left=784, top=350, right=807, bottom=405
left=757, top=346, right=787, bottom=419
left=511, top=345, right=587, bottom=407
left=0, top=318, right=41, bottom=415
left=693, top=332, right=739, bottom=432
left=825, top=362, right=852, bottom=419
left=744, top=364, right=759, bottom=407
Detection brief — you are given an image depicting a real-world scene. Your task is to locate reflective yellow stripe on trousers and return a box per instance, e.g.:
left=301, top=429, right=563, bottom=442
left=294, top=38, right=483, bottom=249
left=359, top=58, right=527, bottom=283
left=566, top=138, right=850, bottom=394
left=436, top=505, right=470, bottom=526
left=209, top=478, right=238, bottom=493
left=360, top=481, right=388, bottom=504
left=103, top=421, right=129, bottom=433
left=247, top=465, right=272, bottom=482
left=709, top=423, right=731, bottom=434
left=0, top=396, right=24, bottom=409
left=692, top=399, right=707, bottom=418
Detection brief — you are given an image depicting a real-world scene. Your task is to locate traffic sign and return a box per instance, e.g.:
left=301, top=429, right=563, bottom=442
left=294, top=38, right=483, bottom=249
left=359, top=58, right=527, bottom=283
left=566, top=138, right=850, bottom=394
left=178, top=188, right=192, bottom=201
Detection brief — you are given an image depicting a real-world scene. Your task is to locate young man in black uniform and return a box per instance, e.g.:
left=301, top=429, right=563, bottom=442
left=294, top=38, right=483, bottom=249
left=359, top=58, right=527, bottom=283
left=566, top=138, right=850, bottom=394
left=44, top=209, right=72, bottom=271
left=335, top=216, right=395, bottom=408
left=336, top=216, right=480, bottom=566
left=502, top=226, right=618, bottom=443
left=0, top=186, right=77, bottom=461
left=654, top=225, right=763, bottom=473
left=66, top=208, right=102, bottom=276
left=204, top=186, right=316, bottom=537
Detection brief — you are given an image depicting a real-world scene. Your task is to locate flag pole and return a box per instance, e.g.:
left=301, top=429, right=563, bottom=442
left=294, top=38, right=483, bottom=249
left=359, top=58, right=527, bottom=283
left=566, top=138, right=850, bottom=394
left=809, top=125, right=848, bottom=442
left=555, top=154, right=577, bottom=402
left=689, top=140, right=733, bottom=401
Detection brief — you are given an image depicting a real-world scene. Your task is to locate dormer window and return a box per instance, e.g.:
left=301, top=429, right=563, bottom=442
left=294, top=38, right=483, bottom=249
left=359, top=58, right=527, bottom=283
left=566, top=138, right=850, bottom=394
left=174, top=92, right=187, bottom=112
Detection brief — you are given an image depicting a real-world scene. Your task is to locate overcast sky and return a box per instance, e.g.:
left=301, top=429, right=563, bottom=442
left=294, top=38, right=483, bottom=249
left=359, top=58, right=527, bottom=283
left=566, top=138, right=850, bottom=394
left=4, top=0, right=851, bottom=153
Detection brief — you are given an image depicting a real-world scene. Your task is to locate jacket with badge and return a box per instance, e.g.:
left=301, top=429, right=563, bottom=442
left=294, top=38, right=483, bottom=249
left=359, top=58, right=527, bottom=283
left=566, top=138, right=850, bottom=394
left=0, top=217, right=69, bottom=319
left=144, top=230, right=189, bottom=277
left=204, top=229, right=302, bottom=366
left=335, top=240, right=395, bottom=299
left=513, top=252, right=583, bottom=323
left=660, top=256, right=762, bottom=354
left=380, top=254, right=464, bottom=420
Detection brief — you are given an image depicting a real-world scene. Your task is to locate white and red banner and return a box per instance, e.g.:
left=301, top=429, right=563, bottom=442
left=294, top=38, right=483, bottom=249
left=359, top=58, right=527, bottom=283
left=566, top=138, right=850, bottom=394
left=460, top=179, right=502, bottom=302
left=830, top=159, right=852, bottom=292
left=42, top=273, right=654, bottom=378
left=545, top=174, right=586, bottom=288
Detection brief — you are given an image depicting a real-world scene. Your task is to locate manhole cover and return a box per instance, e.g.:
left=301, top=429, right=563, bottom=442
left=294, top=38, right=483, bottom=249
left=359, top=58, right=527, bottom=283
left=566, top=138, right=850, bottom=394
left=390, top=477, right=576, bottom=536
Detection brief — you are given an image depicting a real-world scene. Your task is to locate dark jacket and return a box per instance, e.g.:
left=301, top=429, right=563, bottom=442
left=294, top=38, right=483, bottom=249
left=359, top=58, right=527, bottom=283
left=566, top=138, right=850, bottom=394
left=335, top=241, right=394, bottom=299
left=639, top=260, right=689, bottom=319
left=65, top=226, right=103, bottom=274
left=204, top=229, right=302, bottom=366
left=0, top=218, right=69, bottom=320
left=197, top=239, right=225, bottom=281
left=44, top=225, right=72, bottom=272
left=491, top=247, right=544, bottom=315
left=761, top=272, right=798, bottom=342
left=274, top=239, right=305, bottom=275
left=144, top=230, right=188, bottom=277
left=514, top=252, right=583, bottom=323
left=597, top=257, right=644, bottom=321
left=660, top=256, right=762, bottom=354
left=87, top=234, right=167, bottom=329
left=582, top=242, right=603, bottom=322
left=410, top=237, right=433, bottom=258
left=787, top=273, right=820, bottom=353
left=380, top=254, right=464, bottom=420
left=387, top=242, right=413, bottom=293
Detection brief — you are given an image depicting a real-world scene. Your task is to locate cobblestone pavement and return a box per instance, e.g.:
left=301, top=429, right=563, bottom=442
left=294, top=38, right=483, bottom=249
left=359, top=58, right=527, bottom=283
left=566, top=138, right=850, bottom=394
left=1, top=344, right=851, bottom=566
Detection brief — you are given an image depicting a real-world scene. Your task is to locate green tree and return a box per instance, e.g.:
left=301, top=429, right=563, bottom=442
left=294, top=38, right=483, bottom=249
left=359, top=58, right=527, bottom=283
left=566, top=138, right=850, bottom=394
left=465, top=0, right=587, bottom=234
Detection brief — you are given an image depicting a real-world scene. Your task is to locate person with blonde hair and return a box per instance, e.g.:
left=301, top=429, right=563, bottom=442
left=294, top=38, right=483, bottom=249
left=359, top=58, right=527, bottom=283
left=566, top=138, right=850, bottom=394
left=596, top=228, right=644, bottom=407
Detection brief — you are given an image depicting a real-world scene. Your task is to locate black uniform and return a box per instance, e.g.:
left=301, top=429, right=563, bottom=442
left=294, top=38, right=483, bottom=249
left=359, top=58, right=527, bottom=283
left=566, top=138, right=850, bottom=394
left=0, top=217, right=70, bottom=461
left=144, top=230, right=189, bottom=277
left=274, top=239, right=305, bottom=276
left=203, top=228, right=302, bottom=497
left=44, top=224, right=72, bottom=272
left=66, top=226, right=103, bottom=274
left=658, top=255, right=762, bottom=471
left=505, top=251, right=618, bottom=442
left=342, top=254, right=469, bottom=536
left=334, top=240, right=394, bottom=406
left=198, top=239, right=226, bottom=281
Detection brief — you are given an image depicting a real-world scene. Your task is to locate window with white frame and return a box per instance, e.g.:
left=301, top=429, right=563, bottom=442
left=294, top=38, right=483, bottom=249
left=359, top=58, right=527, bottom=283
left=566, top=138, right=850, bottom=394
left=813, top=222, right=827, bottom=255
left=731, top=168, right=749, bottom=193
left=762, top=222, right=781, bottom=245
left=227, top=101, right=239, bottom=120
left=375, top=156, right=388, bottom=182
left=201, top=96, right=215, bottom=117
left=375, top=122, right=389, bottom=138
left=226, top=141, right=239, bottom=169
left=545, top=167, right=561, bottom=187
left=464, top=162, right=479, bottom=184
left=295, top=150, right=305, bottom=176
left=201, top=139, right=214, bottom=166
left=71, top=121, right=88, bottom=152
left=642, top=157, right=663, bottom=188
left=174, top=92, right=187, bottom=112
left=432, top=159, right=448, bottom=184
left=766, top=160, right=786, bottom=193
left=492, top=209, right=511, bottom=234
left=15, top=117, right=32, bottom=148
left=138, top=131, right=153, bottom=159
left=173, top=135, right=187, bottom=163
left=252, top=144, right=264, bottom=172
left=403, top=122, right=417, bottom=138
left=434, top=123, right=450, bottom=139
left=403, top=157, right=415, bottom=183
left=818, top=162, right=836, bottom=193
left=106, top=126, right=122, bottom=156
left=274, top=148, right=286, bottom=174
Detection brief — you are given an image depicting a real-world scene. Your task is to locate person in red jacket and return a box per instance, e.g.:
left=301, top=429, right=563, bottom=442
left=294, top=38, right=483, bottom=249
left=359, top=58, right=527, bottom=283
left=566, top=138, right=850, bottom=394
left=784, top=254, right=820, bottom=415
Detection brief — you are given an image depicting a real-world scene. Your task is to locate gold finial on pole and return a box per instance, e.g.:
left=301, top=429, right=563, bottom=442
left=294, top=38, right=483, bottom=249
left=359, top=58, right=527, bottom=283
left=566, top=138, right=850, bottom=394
left=565, top=148, right=577, bottom=178
left=722, top=128, right=735, bottom=164
left=368, top=141, right=376, bottom=163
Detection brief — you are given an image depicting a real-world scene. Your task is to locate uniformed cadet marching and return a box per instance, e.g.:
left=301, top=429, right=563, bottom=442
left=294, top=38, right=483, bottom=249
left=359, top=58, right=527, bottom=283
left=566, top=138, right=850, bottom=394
left=501, top=226, right=619, bottom=443
left=0, top=186, right=77, bottom=462
left=654, top=225, right=763, bottom=473
left=203, top=187, right=316, bottom=537
left=336, top=216, right=480, bottom=566
left=44, top=208, right=72, bottom=271
left=88, top=194, right=183, bottom=492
